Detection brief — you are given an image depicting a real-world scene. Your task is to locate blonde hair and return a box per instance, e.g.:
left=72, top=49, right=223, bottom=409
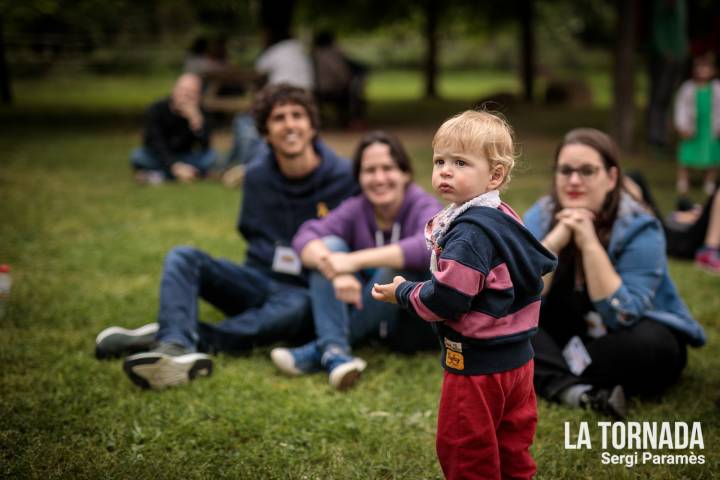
left=432, top=110, right=516, bottom=189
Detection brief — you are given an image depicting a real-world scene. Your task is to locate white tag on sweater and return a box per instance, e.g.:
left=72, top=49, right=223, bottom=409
left=562, top=336, right=592, bottom=376
left=272, top=246, right=301, bottom=275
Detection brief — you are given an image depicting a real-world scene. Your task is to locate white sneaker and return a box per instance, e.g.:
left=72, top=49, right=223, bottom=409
left=134, top=170, right=165, bottom=186
left=271, top=348, right=302, bottom=376
left=123, top=344, right=212, bottom=390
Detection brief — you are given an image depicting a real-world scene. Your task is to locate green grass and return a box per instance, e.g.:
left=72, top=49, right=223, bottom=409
left=1, top=72, right=719, bottom=479
left=6, top=67, right=623, bottom=111
left=366, top=69, right=521, bottom=101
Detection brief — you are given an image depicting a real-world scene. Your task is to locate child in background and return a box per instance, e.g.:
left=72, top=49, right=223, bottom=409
left=674, top=52, right=720, bottom=199
left=372, top=110, right=556, bottom=480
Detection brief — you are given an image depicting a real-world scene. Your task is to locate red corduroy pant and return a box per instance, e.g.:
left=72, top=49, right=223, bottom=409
left=436, top=360, right=537, bottom=480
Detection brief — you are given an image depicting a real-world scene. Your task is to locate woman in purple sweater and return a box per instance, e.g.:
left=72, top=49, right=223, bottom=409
left=271, top=131, right=443, bottom=389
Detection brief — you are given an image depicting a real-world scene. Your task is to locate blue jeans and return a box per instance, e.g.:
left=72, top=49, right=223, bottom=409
left=156, top=246, right=312, bottom=353
left=130, top=147, right=217, bottom=178
left=223, top=114, right=268, bottom=168
left=311, top=236, right=422, bottom=353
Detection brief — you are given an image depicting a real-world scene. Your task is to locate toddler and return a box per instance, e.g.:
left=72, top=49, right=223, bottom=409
left=674, top=52, right=720, bottom=197
left=372, top=110, right=556, bottom=480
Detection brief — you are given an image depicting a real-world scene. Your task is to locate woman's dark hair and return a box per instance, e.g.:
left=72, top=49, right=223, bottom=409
left=351, top=130, right=414, bottom=182
left=251, top=83, right=320, bottom=137
left=551, top=128, right=623, bottom=246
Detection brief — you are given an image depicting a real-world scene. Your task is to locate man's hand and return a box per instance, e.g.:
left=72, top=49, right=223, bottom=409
left=318, top=252, right=358, bottom=279
left=174, top=101, right=204, bottom=133
left=371, top=275, right=406, bottom=304
left=171, top=162, right=199, bottom=183
left=333, top=274, right=363, bottom=309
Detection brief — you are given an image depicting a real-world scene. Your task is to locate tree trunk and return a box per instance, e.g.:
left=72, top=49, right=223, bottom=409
left=423, top=0, right=439, bottom=99
left=611, top=0, right=639, bottom=150
left=0, top=16, right=12, bottom=105
left=519, top=0, right=535, bottom=102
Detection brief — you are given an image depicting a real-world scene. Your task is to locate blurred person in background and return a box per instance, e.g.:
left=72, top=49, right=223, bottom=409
left=255, top=28, right=314, bottom=90
left=130, top=73, right=216, bottom=185
left=97, top=84, right=357, bottom=390
left=221, top=28, right=314, bottom=188
left=524, top=128, right=706, bottom=419
left=624, top=172, right=720, bottom=274
left=271, top=131, right=442, bottom=390
left=673, top=52, right=720, bottom=199
left=183, top=36, right=226, bottom=78
left=311, top=30, right=368, bottom=128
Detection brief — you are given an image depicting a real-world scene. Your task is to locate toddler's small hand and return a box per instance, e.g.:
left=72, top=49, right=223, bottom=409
left=371, top=275, right=406, bottom=304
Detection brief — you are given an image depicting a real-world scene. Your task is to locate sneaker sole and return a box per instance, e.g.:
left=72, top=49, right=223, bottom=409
left=270, top=348, right=302, bottom=376
left=123, top=352, right=212, bottom=390
left=329, top=358, right=367, bottom=391
left=95, top=323, right=159, bottom=359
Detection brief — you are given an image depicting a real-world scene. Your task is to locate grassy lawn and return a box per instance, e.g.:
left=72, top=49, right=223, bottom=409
left=1, top=71, right=719, bottom=479
left=7, top=67, right=625, bottom=114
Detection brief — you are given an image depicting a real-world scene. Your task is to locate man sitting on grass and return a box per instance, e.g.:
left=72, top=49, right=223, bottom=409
left=130, top=73, right=217, bottom=185
left=97, top=83, right=357, bottom=390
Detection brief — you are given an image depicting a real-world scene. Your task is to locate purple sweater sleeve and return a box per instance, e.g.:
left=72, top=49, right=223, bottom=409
left=397, top=186, right=443, bottom=271
left=292, top=185, right=442, bottom=271
left=398, top=235, right=432, bottom=271
left=292, top=195, right=362, bottom=254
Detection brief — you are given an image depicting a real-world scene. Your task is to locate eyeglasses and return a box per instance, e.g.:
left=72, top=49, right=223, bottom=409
left=555, top=164, right=601, bottom=179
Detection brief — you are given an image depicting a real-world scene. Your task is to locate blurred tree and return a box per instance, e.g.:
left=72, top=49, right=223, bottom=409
left=644, top=0, right=688, bottom=148
left=518, top=0, right=535, bottom=102
left=297, top=0, right=534, bottom=99
left=0, top=0, right=256, bottom=101
left=297, top=0, right=440, bottom=96
left=422, top=0, right=440, bottom=98
left=611, top=0, right=639, bottom=150
left=190, top=0, right=257, bottom=33
left=464, top=0, right=537, bottom=101
left=1, top=0, right=254, bottom=42
left=0, top=15, right=10, bottom=103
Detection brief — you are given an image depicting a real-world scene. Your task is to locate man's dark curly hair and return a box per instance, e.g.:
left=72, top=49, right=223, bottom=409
left=251, top=83, right=320, bottom=137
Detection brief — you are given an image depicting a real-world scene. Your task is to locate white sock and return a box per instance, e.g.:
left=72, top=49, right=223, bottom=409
left=558, top=384, right=593, bottom=407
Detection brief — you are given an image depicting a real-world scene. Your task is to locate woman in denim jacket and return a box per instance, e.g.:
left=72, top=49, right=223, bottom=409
left=524, top=128, right=705, bottom=418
